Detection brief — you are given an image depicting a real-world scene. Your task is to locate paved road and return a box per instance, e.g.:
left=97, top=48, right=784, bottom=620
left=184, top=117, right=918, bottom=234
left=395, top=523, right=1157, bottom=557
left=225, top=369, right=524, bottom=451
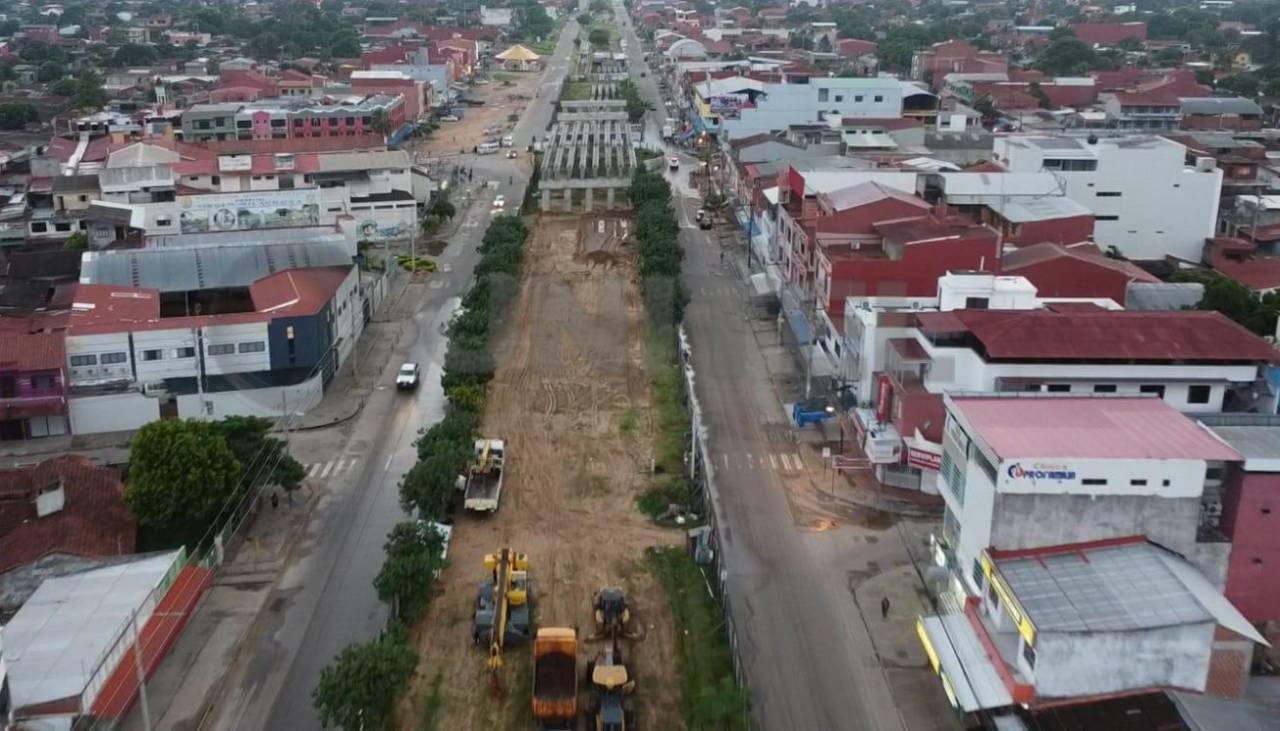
left=614, top=7, right=910, bottom=729
left=207, top=20, right=580, bottom=731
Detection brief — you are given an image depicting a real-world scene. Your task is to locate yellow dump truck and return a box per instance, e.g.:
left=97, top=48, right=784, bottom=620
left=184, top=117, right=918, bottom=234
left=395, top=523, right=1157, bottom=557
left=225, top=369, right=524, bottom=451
left=532, top=627, right=578, bottom=730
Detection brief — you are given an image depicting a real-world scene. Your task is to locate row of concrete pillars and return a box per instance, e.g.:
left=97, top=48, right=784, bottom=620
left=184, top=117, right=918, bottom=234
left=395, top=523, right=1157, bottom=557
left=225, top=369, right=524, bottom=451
left=540, top=187, right=619, bottom=212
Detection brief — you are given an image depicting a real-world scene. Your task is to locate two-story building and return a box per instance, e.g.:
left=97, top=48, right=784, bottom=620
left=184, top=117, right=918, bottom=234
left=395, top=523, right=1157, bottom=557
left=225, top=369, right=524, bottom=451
left=0, top=316, right=68, bottom=440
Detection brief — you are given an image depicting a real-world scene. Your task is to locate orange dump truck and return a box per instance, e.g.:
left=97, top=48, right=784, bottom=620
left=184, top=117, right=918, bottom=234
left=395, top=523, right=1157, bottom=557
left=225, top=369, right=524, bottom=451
left=533, top=627, right=578, bottom=730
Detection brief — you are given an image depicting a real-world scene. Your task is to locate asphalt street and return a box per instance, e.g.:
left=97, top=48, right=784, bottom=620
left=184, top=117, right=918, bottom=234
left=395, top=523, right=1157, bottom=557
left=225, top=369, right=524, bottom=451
left=208, top=19, right=580, bottom=731
left=618, top=7, right=910, bottom=730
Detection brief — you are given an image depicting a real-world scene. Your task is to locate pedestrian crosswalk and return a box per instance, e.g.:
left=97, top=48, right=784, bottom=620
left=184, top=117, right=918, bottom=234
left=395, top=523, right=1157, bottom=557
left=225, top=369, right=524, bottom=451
left=305, top=457, right=361, bottom=480
left=694, top=285, right=741, bottom=298
left=713, top=451, right=807, bottom=474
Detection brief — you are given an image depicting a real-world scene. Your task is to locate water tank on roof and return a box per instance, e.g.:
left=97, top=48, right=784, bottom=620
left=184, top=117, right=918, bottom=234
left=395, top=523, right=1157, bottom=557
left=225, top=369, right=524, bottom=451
left=1195, top=156, right=1217, bottom=172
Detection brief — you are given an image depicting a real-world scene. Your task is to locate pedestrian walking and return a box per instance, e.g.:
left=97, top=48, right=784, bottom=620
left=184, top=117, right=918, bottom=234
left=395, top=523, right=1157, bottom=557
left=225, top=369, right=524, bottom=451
left=271, top=492, right=279, bottom=510
left=881, top=596, right=891, bottom=619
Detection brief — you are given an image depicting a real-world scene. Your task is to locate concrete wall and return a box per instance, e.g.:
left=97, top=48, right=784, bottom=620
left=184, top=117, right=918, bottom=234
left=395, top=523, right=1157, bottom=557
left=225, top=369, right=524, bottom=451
left=1034, top=623, right=1213, bottom=698
left=69, top=391, right=160, bottom=434
left=1221, top=469, right=1280, bottom=621
left=175, top=369, right=323, bottom=419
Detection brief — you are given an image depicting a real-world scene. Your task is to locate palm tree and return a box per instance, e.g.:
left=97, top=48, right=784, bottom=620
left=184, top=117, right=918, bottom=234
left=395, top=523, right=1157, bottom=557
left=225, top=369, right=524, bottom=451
left=371, top=109, right=393, bottom=140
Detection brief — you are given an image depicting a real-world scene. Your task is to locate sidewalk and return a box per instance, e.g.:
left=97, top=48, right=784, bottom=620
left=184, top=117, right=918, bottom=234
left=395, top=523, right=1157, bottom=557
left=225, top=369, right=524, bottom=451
left=853, top=562, right=961, bottom=731
left=730, top=266, right=943, bottom=517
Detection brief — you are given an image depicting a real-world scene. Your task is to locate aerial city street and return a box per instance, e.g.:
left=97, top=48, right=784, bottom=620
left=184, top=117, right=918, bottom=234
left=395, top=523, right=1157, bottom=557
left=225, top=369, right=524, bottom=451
left=0, top=0, right=1279, bottom=730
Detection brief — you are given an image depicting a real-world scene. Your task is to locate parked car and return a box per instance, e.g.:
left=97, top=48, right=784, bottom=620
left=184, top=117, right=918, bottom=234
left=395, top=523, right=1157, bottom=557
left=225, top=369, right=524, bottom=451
left=506, top=150, right=519, bottom=158
left=493, top=194, right=506, bottom=209
left=396, top=362, right=420, bottom=390
left=440, top=114, right=460, bottom=122
left=668, top=156, right=679, bottom=171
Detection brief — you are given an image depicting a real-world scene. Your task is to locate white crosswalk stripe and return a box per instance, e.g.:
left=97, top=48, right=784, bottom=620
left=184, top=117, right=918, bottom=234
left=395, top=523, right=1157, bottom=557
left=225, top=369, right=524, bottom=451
left=713, top=452, right=808, bottom=473
left=306, top=457, right=360, bottom=480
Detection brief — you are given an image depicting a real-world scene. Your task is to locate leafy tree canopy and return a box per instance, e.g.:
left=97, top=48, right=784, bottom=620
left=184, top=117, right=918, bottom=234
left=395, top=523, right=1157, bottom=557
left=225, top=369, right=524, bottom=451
left=312, top=627, right=417, bottom=731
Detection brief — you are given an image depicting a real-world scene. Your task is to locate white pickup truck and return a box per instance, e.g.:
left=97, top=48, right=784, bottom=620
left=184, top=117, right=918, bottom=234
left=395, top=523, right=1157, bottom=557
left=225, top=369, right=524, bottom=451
left=462, top=438, right=505, bottom=512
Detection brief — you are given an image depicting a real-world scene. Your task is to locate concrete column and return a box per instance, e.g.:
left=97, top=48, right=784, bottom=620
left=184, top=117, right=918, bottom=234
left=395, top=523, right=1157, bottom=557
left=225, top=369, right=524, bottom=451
left=564, top=188, right=575, bottom=213
left=541, top=187, right=551, bottom=212
left=606, top=187, right=616, bottom=209
left=584, top=187, right=594, bottom=212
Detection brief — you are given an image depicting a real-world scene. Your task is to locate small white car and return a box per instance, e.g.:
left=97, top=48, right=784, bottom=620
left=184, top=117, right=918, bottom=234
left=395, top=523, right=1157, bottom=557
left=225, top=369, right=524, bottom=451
left=668, top=156, right=679, bottom=170
left=440, top=114, right=460, bottom=122
left=493, top=194, right=506, bottom=209
left=396, top=362, right=420, bottom=390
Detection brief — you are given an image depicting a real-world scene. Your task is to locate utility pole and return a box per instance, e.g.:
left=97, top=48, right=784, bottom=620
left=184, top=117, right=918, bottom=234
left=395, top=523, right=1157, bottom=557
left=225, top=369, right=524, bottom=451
left=131, top=605, right=153, bottom=731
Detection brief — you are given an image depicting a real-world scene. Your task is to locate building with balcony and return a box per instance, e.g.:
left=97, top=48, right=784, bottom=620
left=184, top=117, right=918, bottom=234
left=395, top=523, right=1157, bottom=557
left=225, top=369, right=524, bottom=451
left=0, top=316, right=68, bottom=440
left=993, top=135, right=1222, bottom=262
left=1103, top=91, right=1183, bottom=130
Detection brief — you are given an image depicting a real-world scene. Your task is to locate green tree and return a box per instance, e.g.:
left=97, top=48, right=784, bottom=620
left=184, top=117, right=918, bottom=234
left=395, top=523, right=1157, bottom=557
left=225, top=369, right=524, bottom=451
left=113, top=42, right=158, bottom=66
left=212, top=415, right=306, bottom=495
left=0, top=102, right=38, bottom=129
left=328, top=30, right=361, bottom=58
left=125, top=419, right=242, bottom=529
left=50, top=77, right=78, bottom=97
left=63, top=231, right=88, bottom=250
left=400, top=447, right=468, bottom=521
left=37, top=61, right=65, bottom=83
left=588, top=27, right=610, bottom=47
left=1037, top=37, right=1100, bottom=75
left=70, top=72, right=109, bottom=109
left=429, top=192, right=456, bottom=221
left=370, top=108, right=393, bottom=138
left=519, top=3, right=554, bottom=40
left=577, top=13, right=592, bottom=26
left=374, top=521, right=447, bottom=620
left=1028, top=81, right=1051, bottom=109
left=312, top=627, right=417, bottom=731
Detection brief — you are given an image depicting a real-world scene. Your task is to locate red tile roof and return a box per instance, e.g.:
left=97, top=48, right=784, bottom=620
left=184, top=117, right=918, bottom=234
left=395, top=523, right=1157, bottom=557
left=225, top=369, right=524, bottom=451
left=917, top=309, right=1280, bottom=363
left=0, top=455, right=135, bottom=575
left=1002, top=242, right=1159, bottom=284
left=0, top=315, right=65, bottom=371
left=1071, top=21, right=1147, bottom=45
left=250, top=266, right=351, bottom=316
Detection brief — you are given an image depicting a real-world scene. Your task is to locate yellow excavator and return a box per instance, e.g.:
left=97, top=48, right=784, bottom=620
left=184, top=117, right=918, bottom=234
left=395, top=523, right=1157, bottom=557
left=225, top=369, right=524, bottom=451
left=472, top=547, right=532, bottom=689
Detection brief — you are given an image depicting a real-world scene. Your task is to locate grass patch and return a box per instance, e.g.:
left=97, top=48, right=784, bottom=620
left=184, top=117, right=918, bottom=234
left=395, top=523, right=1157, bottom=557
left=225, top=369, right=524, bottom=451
left=492, top=71, right=519, bottom=83
left=618, top=407, right=640, bottom=436
left=649, top=333, right=689, bottom=479
left=416, top=671, right=446, bottom=731
left=561, top=81, right=593, bottom=100
left=531, top=39, right=557, bottom=55
left=646, top=547, right=749, bottom=730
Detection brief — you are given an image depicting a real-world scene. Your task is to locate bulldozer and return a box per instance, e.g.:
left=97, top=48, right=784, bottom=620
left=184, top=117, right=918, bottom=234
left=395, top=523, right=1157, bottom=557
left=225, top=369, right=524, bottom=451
left=588, top=586, right=644, bottom=641
left=585, top=638, right=636, bottom=731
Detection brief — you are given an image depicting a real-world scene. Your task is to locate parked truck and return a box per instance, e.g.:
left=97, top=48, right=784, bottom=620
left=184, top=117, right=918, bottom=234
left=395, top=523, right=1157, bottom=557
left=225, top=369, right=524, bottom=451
left=533, top=627, right=578, bottom=730
left=463, top=438, right=505, bottom=512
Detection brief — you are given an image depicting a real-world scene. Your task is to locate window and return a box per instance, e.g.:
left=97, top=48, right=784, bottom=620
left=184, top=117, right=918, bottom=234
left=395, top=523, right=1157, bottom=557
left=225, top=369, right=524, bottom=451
left=854, top=95, right=863, bottom=102
left=54, top=222, right=72, bottom=232
left=874, top=95, right=883, bottom=102
left=965, top=297, right=989, bottom=309
left=1188, top=385, right=1211, bottom=404
left=1095, top=191, right=1122, bottom=197
left=971, top=559, right=985, bottom=593
left=972, top=446, right=998, bottom=483
left=212, top=175, right=221, bottom=185
left=941, top=450, right=966, bottom=505
left=142, top=349, right=163, bottom=361
left=834, top=94, right=843, bottom=102
left=1140, top=384, right=1165, bottom=397
left=1021, top=640, right=1037, bottom=670
left=1095, top=215, right=1119, bottom=221
left=1082, top=478, right=1108, bottom=486
left=155, top=217, right=172, bottom=226
left=362, top=116, right=372, bottom=125
left=818, top=88, right=829, bottom=102
left=1130, top=479, right=1148, bottom=486
left=174, top=347, right=196, bottom=358
left=1023, top=384, right=1041, bottom=392
left=30, top=222, right=47, bottom=233
left=1093, top=384, right=1117, bottom=393
left=100, top=352, right=128, bottom=364
left=70, top=354, right=97, bottom=367
left=238, top=341, right=266, bottom=353
left=1047, top=384, right=1071, bottom=393
left=208, top=343, right=235, bottom=356
left=1163, top=479, right=1172, bottom=487
left=79, top=194, right=88, bottom=202
left=1042, top=158, right=1098, bottom=172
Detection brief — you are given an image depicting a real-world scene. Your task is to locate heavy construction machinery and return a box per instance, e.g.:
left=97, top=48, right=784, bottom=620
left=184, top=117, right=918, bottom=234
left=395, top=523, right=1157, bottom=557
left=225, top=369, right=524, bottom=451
left=588, top=587, right=644, bottom=641
left=472, top=547, right=531, bottom=677
left=462, top=438, right=505, bottom=512
left=532, top=627, right=578, bottom=730
left=585, top=638, right=636, bottom=731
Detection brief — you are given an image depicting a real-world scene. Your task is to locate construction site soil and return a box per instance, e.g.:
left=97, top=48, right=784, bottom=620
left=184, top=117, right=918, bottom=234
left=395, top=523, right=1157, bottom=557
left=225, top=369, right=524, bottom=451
left=397, top=214, right=683, bottom=730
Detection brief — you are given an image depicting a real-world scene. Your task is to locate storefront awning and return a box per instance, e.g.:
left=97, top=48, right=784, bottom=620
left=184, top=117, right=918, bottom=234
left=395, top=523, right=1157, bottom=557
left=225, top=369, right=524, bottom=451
left=917, top=615, right=1014, bottom=714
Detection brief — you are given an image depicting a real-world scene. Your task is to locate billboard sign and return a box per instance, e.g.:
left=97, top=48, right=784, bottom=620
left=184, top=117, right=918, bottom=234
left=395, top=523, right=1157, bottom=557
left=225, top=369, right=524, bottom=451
left=177, top=190, right=322, bottom=234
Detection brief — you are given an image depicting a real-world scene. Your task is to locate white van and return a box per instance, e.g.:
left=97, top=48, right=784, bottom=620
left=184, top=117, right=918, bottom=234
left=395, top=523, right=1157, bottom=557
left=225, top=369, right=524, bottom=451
left=500, top=135, right=514, bottom=147
left=477, top=141, right=500, bottom=155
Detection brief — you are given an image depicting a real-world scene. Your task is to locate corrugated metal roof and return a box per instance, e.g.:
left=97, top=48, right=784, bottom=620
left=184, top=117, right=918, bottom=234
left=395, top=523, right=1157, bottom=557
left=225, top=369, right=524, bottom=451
left=2, top=551, right=180, bottom=712
left=315, top=149, right=412, bottom=173
left=80, top=242, right=352, bottom=292
left=949, top=396, right=1244, bottom=462
left=918, top=614, right=1013, bottom=712
left=916, top=309, right=1280, bottom=363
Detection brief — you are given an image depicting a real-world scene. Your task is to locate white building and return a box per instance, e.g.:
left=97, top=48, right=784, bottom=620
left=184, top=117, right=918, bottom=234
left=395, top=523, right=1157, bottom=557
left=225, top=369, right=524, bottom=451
left=993, top=135, right=1222, bottom=262
left=936, top=395, right=1242, bottom=599
left=719, top=77, right=904, bottom=140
